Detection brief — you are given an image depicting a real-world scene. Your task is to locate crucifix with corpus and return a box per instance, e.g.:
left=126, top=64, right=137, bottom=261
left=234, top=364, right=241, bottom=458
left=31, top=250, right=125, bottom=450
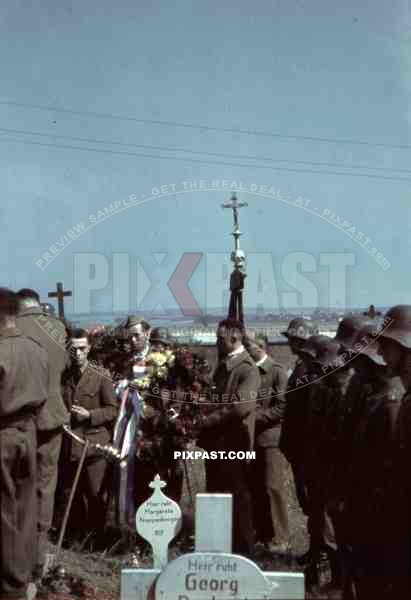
left=48, top=281, right=72, bottom=319
left=222, top=193, right=248, bottom=325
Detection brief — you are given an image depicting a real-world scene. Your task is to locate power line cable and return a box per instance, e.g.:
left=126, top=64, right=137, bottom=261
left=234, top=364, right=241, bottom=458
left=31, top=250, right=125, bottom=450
left=2, top=134, right=411, bottom=182
left=1, top=98, right=410, bottom=151
left=1, top=125, right=410, bottom=175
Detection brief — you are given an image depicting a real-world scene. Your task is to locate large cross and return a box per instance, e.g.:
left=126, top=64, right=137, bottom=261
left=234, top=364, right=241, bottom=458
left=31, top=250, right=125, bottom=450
left=48, top=281, right=72, bottom=319
left=222, top=193, right=248, bottom=324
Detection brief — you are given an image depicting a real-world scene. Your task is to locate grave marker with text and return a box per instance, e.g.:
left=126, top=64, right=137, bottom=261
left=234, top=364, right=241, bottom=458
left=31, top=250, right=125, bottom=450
left=136, top=474, right=182, bottom=569
left=155, top=552, right=278, bottom=600
left=122, top=476, right=304, bottom=600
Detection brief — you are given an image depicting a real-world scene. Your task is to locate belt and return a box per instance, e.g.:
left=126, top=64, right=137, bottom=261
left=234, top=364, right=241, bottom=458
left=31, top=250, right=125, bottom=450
left=70, top=426, right=106, bottom=436
left=0, top=406, right=38, bottom=429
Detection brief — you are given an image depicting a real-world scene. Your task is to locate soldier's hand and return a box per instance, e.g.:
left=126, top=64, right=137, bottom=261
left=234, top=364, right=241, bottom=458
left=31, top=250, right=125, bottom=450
left=71, top=405, right=91, bottom=421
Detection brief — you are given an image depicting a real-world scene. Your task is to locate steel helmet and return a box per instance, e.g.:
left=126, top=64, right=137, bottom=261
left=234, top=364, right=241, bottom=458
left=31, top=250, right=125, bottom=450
left=313, top=339, right=343, bottom=368
left=334, top=315, right=367, bottom=346
left=378, top=305, right=411, bottom=349
left=300, top=335, right=340, bottom=364
left=301, top=335, right=344, bottom=370
left=281, top=318, right=317, bottom=341
left=41, top=302, right=56, bottom=317
left=342, top=322, right=386, bottom=366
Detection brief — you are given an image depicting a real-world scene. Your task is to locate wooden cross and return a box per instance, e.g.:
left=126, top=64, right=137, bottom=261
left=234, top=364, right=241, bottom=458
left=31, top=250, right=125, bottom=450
left=363, top=304, right=381, bottom=319
left=48, top=281, right=72, bottom=319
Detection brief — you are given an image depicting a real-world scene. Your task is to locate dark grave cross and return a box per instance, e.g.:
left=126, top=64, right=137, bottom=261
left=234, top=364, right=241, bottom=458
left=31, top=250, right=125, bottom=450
left=48, top=282, right=72, bottom=319
left=363, top=304, right=382, bottom=319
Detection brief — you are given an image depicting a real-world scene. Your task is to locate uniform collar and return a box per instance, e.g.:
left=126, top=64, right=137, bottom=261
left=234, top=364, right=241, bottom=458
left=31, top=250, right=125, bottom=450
left=18, top=304, right=44, bottom=317
left=224, top=346, right=249, bottom=371
left=256, top=354, right=268, bottom=368
left=227, top=344, right=245, bottom=358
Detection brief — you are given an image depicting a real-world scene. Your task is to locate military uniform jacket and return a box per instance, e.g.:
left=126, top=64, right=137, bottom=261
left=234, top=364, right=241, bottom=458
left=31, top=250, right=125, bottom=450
left=63, top=365, right=118, bottom=461
left=394, top=387, right=411, bottom=498
left=198, top=349, right=260, bottom=455
left=279, top=359, right=314, bottom=464
left=0, top=328, right=48, bottom=422
left=255, top=356, right=288, bottom=448
left=344, top=373, right=405, bottom=543
left=303, top=369, right=353, bottom=468
left=16, top=306, right=69, bottom=431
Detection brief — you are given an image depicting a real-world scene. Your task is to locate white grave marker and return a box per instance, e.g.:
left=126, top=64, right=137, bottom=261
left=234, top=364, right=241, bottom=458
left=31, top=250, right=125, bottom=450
left=136, top=474, right=182, bottom=569
left=155, top=552, right=277, bottom=599
left=122, top=477, right=304, bottom=600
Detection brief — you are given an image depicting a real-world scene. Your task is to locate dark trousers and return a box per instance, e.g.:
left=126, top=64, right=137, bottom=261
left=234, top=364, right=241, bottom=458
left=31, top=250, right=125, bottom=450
left=0, top=421, right=37, bottom=599
left=290, top=461, right=309, bottom=515
left=342, top=498, right=411, bottom=600
left=252, top=446, right=289, bottom=545
left=66, top=457, right=109, bottom=535
left=344, top=543, right=410, bottom=600
left=36, top=428, right=62, bottom=569
left=205, top=458, right=254, bottom=556
left=304, top=464, right=336, bottom=552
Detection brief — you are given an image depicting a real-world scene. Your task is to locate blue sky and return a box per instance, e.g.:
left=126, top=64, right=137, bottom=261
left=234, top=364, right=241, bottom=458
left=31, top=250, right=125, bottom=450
left=1, top=0, right=410, bottom=317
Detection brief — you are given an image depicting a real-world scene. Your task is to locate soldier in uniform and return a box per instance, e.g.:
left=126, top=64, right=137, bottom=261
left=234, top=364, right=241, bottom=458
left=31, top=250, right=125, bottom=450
left=279, top=318, right=317, bottom=561
left=244, top=334, right=290, bottom=553
left=196, top=319, right=260, bottom=557
left=340, top=322, right=405, bottom=599
left=332, top=314, right=368, bottom=456
left=301, top=336, right=353, bottom=590
left=279, top=317, right=317, bottom=462
left=0, top=288, right=48, bottom=600
left=377, top=305, right=411, bottom=597
left=15, top=288, right=69, bottom=578
left=62, top=328, right=118, bottom=538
